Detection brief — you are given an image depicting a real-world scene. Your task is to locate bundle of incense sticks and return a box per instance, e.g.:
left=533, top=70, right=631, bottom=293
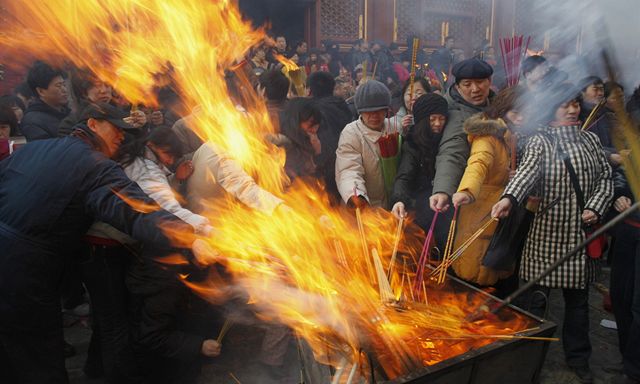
left=437, top=206, right=459, bottom=284
left=377, top=131, right=400, bottom=157
left=431, top=217, right=499, bottom=277
left=387, top=216, right=405, bottom=280
left=499, top=35, right=531, bottom=87
left=216, top=318, right=233, bottom=343
left=413, top=211, right=439, bottom=295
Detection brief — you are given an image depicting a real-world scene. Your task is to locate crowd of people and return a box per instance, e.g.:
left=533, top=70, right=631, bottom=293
left=1, top=32, right=640, bottom=384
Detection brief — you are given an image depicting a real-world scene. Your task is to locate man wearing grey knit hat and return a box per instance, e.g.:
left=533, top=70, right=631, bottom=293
left=335, top=80, right=392, bottom=208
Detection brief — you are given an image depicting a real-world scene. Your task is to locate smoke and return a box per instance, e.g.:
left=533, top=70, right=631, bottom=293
left=526, top=0, right=640, bottom=90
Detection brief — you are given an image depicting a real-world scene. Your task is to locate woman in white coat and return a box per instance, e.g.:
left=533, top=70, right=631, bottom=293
left=335, top=80, right=393, bottom=208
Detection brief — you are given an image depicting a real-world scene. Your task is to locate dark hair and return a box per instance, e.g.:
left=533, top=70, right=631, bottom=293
left=280, top=98, right=322, bottom=149
left=274, top=34, right=286, bottom=41
left=579, top=76, right=604, bottom=92
left=485, top=86, right=525, bottom=120
left=70, top=69, right=101, bottom=100
left=14, top=82, right=34, bottom=100
left=294, top=40, right=307, bottom=49
left=521, top=55, right=547, bottom=77
left=26, top=61, right=66, bottom=96
left=0, top=104, right=18, bottom=135
left=116, top=126, right=184, bottom=168
left=307, top=71, right=336, bottom=98
left=538, top=82, right=581, bottom=125
left=258, top=70, right=290, bottom=101
left=0, top=94, right=26, bottom=113
left=604, top=81, right=624, bottom=98
left=400, top=77, right=431, bottom=110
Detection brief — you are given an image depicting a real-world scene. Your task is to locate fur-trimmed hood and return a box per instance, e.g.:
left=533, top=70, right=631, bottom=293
left=463, top=113, right=508, bottom=137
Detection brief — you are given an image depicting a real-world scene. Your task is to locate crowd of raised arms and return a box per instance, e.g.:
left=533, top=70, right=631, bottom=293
left=1, top=32, right=640, bottom=384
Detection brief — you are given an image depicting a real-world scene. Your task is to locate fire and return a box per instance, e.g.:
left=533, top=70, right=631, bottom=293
left=1, top=0, right=538, bottom=379
left=441, top=71, right=448, bottom=83
left=274, top=53, right=299, bottom=72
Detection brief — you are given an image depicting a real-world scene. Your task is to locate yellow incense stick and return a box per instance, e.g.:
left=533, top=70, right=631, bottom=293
left=408, top=38, right=420, bottom=105
left=356, top=207, right=375, bottom=284
left=372, top=248, right=394, bottom=302
left=229, top=373, right=242, bottom=384
left=387, top=216, right=405, bottom=279
left=216, top=319, right=233, bottom=343
left=581, top=100, right=606, bottom=130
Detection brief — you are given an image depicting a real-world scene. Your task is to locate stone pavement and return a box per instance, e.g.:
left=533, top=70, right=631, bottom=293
left=66, top=267, right=623, bottom=384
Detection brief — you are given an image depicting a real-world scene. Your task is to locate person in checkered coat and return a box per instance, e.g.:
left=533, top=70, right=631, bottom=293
left=492, top=83, right=613, bottom=384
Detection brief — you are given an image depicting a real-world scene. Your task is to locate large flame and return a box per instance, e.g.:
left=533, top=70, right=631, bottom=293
left=1, top=0, right=536, bottom=379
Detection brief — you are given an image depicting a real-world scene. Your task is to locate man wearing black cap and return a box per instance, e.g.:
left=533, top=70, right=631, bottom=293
left=0, top=102, right=215, bottom=383
left=430, top=57, right=495, bottom=213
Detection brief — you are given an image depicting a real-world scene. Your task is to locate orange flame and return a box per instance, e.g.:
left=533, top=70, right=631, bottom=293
left=274, top=53, right=299, bottom=72
left=441, top=71, right=448, bottom=83
left=0, top=0, right=536, bottom=378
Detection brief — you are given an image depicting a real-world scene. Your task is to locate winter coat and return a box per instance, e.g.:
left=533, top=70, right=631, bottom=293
left=503, top=124, right=613, bottom=289
left=335, top=119, right=392, bottom=207
left=186, top=141, right=283, bottom=215
left=20, top=98, right=70, bottom=141
left=451, top=115, right=512, bottom=286
left=0, top=133, right=194, bottom=333
left=432, top=85, right=493, bottom=196
left=124, top=147, right=209, bottom=233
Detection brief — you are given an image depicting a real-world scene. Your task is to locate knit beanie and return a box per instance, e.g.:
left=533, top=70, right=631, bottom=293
left=354, top=80, right=391, bottom=113
left=412, top=93, right=449, bottom=124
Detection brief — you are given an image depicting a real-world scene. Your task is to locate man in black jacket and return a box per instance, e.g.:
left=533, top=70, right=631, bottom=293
left=0, top=103, right=216, bottom=384
left=21, top=61, right=71, bottom=141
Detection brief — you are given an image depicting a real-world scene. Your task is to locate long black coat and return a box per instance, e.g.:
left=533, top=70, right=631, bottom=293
left=20, top=98, right=70, bottom=141
left=0, top=134, right=193, bottom=334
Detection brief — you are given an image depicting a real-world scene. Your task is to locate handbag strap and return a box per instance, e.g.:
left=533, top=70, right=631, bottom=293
left=558, top=144, right=585, bottom=211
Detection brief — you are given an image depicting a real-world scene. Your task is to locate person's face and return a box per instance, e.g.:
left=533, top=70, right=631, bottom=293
left=372, top=43, right=381, bottom=52
left=456, top=79, right=491, bottom=106
left=429, top=114, right=447, bottom=134
left=505, top=109, right=524, bottom=128
left=297, top=42, right=307, bottom=54
left=404, top=81, right=427, bottom=111
left=38, top=75, right=68, bottom=108
left=300, top=117, right=319, bottom=136
left=355, top=71, right=363, bottom=82
left=86, top=82, right=113, bottom=104
left=360, top=42, right=369, bottom=52
left=276, top=37, right=287, bottom=51
left=361, top=109, right=386, bottom=131
left=582, top=83, right=605, bottom=105
left=88, top=118, right=125, bottom=158
left=554, top=99, right=581, bottom=124
left=255, top=48, right=266, bottom=60
left=290, top=54, right=299, bottom=64
left=0, top=124, right=10, bottom=139
left=339, top=67, right=350, bottom=78
left=148, top=142, right=176, bottom=167
left=310, top=53, right=318, bottom=62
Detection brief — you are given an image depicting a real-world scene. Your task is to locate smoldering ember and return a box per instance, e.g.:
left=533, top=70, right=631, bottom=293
left=0, top=0, right=639, bottom=383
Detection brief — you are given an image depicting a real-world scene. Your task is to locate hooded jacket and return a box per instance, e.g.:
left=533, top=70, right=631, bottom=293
left=451, top=114, right=512, bottom=286
left=20, top=98, right=70, bottom=141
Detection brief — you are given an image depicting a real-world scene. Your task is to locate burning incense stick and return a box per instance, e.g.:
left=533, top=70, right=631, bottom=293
left=229, top=372, right=242, bottom=384
left=331, top=357, right=349, bottom=384
left=414, top=211, right=439, bottom=295
left=354, top=185, right=375, bottom=283
left=346, top=362, right=358, bottom=384
left=387, top=216, right=405, bottom=279
left=371, top=60, right=379, bottom=80
left=428, top=335, right=559, bottom=342
left=372, top=248, right=394, bottom=302
left=216, top=318, right=233, bottom=343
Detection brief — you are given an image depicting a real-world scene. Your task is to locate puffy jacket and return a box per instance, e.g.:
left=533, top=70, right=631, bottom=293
left=20, top=98, right=70, bottom=141
left=0, top=132, right=194, bottom=333
left=451, top=114, right=512, bottom=286
left=335, top=119, right=389, bottom=207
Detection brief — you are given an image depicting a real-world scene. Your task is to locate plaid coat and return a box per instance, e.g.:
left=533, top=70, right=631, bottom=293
left=503, top=124, right=613, bottom=289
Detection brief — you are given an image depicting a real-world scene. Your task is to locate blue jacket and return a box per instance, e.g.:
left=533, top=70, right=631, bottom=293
left=0, top=134, right=193, bottom=332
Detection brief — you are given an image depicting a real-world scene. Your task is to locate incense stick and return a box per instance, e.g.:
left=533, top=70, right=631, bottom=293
left=371, top=60, right=379, bottom=79
left=582, top=99, right=606, bottom=130
left=408, top=38, right=420, bottom=106
left=216, top=319, right=233, bottom=343
left=229, top=372, right=242, bottom=384
left=346, top=362, right=358, bottom=384
left=413, top=211, right=439, bottom=295
left=387, top=216, right=405, bottom=279
left=431, top=217, right=498, bottom=276
left=373, top=248, right=395, bottom=302
left=438, top=206, right=459, bottom=284
left=427, top=334, right=559, bottom=342
left=353, top=184, right=375, bottom=283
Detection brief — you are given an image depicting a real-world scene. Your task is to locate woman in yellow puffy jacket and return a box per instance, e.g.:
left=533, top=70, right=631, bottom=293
left=449, top=87, right=524, bottom=288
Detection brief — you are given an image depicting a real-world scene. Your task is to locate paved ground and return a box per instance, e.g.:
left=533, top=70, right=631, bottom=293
left=66, top=267, right=623, bottom=384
